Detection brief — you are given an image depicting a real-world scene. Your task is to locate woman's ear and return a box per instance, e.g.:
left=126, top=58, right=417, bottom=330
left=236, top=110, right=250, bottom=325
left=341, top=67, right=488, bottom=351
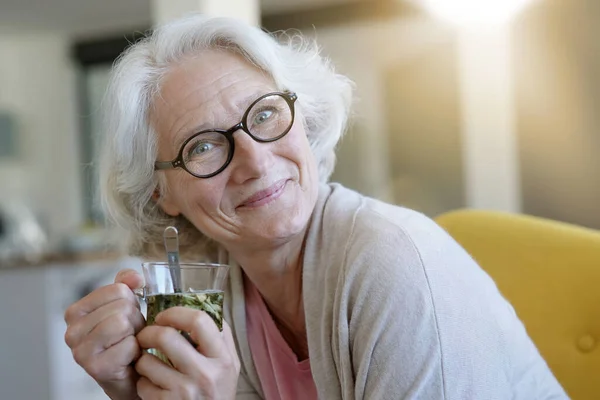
left=153, top=187, right=181, bottom=217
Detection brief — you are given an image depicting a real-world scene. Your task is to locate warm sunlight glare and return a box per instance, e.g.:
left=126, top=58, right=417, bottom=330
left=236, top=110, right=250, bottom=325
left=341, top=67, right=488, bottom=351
left=419, top=0, right=536, bottom=25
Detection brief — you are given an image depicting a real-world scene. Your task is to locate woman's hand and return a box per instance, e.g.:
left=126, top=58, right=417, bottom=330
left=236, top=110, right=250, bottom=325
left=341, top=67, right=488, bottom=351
left=64, top=269, right=145, bottom=400
left=135, top=307, right=240, bottom=400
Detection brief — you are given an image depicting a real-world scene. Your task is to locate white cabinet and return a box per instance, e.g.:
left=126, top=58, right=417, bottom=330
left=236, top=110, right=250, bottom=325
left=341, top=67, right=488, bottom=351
left=0, top=256, right=141, bottom=400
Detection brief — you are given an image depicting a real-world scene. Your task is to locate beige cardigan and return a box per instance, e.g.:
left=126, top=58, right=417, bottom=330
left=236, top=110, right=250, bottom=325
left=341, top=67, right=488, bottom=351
left=224, top=183, right=567, bottom=399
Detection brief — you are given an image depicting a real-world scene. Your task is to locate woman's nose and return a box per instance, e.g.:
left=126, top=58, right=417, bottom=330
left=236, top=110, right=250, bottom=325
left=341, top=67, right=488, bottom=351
left=228, top=132, right=273, bottom=183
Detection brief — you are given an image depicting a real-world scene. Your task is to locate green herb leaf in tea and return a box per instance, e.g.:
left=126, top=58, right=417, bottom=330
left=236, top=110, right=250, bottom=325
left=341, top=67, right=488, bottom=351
left=145, top=290, right=225, bottom=366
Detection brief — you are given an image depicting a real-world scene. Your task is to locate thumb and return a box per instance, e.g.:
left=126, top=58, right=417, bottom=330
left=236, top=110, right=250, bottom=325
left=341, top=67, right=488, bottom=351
left=222, top=321, right=238, bottom=356
left=222, top=321, right=241, bottom=371
left=114, top=268, right=144, bottom=290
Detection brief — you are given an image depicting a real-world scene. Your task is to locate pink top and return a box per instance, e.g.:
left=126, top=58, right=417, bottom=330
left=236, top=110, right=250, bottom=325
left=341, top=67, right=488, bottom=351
left=244, top=275, right=318, bottom=400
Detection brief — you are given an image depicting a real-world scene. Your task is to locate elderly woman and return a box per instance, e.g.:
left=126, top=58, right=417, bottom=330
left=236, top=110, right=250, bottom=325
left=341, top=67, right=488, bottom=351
left=63, top=15, right=567, bottom=400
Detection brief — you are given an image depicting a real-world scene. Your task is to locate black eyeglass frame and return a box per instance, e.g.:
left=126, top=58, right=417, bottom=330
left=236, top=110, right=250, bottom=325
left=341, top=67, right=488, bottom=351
left=154, top=91, right=298, bottom=179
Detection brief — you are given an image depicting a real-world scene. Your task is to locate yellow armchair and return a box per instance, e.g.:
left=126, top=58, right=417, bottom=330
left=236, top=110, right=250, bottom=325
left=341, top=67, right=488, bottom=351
left=435, top=209, right=600, bottom=399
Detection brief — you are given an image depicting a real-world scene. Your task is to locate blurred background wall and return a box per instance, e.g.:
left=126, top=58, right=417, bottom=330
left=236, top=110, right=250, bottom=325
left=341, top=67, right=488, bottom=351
left=0, top=0, right=598, bottom=238
left=1, top=0, right=598, bottom=241
left=0, top=33, right=81, bottom=244
left=514, top=0, right=600, bottom=229
left=0, top=0, right=599, bottom=398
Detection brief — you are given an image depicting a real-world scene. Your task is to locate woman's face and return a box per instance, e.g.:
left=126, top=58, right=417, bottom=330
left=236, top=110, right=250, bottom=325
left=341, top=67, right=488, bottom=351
left=152, top=50, right=319, bottom=251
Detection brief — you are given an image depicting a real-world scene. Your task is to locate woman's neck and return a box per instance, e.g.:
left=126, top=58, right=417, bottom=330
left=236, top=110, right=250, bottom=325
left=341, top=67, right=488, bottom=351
left=229, top=230, right=308, bottom=359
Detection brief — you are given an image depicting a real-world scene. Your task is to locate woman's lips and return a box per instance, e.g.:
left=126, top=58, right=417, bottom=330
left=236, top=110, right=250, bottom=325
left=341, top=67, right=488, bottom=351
left=238, top=179, right=288, bottom=209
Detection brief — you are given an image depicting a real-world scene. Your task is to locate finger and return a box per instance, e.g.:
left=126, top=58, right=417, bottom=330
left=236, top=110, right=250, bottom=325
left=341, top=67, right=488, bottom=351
left=114, top=269, right=145, bottom=289
left=135, top=351, right=182, bottom=389
left=102, top=335, right=143, bottom=371
left=76, top=335, right=142, bottom=382
left=137, top=325, right=206, bottom=375
left=64, top=282, right=139, bottom=324
left=156, top=307, right=224, bottom=358
left=73, top=308, right=144, bottom=365
left=137, top=376, right=168, bottom=400
left=88, top=305, right=145, bottom=349
left=65, top=298, right=143, bottom=349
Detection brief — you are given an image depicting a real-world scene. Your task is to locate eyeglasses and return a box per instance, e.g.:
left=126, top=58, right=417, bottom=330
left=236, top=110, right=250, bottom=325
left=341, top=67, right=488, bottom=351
left=154, top=91, right=298, bottom=179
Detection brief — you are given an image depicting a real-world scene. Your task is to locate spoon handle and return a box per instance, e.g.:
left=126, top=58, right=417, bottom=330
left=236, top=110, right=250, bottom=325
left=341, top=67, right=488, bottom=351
left=163, top=226, right=182, bottom=293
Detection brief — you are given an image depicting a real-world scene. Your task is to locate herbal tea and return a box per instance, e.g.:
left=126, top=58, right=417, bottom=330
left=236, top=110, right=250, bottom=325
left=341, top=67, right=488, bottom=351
left=145, top=290, right=225, bottom=365
left=146, top=290, right=224, bottom=330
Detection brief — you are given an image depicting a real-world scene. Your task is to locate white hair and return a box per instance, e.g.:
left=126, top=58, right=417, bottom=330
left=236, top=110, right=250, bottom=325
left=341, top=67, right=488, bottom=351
left=99, top=14, right=354, bottom=260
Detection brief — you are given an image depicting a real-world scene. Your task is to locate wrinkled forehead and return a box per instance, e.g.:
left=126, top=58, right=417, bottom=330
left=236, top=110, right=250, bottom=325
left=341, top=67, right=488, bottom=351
left=150, top=49, right=277, bottom=141
left=159, top=50, right=274, bottom=105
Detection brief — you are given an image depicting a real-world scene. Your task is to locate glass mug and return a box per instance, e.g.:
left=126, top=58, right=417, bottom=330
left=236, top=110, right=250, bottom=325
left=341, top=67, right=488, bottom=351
left=134, top=262, right=230, bottom=365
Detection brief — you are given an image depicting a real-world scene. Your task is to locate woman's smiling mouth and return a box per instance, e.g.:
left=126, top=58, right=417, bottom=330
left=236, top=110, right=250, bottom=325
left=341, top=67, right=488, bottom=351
left=237, top=179, right=289, bottom=209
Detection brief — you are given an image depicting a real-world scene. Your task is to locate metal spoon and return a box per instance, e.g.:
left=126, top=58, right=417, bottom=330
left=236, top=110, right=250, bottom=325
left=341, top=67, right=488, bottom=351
left=163, top=226, right=197, bottom=348
left=163, top=226, right=182, bottom=293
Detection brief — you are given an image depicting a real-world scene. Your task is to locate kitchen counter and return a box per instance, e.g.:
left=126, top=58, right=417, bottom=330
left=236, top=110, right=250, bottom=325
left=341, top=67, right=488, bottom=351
left=0, top=249, right=126, bottom=269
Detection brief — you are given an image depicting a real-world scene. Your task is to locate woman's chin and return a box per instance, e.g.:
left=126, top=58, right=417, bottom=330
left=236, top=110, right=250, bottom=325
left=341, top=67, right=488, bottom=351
left=241, top=208, right=309, bottom=246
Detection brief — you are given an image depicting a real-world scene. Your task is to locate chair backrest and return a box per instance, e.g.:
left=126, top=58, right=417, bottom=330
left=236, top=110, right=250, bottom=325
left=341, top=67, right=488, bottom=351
left=435, top=209, right=600, bottom=400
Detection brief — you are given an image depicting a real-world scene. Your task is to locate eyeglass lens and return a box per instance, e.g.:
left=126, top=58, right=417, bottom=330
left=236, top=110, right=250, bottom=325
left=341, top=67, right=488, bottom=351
left=181, top=93, right=293, bottom=177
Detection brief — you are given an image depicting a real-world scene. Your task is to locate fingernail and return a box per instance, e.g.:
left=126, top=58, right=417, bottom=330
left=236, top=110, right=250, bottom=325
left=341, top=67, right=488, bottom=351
left=117, top=269, right=135, bottom=279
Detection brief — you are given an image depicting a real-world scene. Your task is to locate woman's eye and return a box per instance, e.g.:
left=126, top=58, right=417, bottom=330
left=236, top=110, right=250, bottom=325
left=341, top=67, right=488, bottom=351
left=190, top=142, right=214, bottom=156
left=253, top=109, right=274, bottom=125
